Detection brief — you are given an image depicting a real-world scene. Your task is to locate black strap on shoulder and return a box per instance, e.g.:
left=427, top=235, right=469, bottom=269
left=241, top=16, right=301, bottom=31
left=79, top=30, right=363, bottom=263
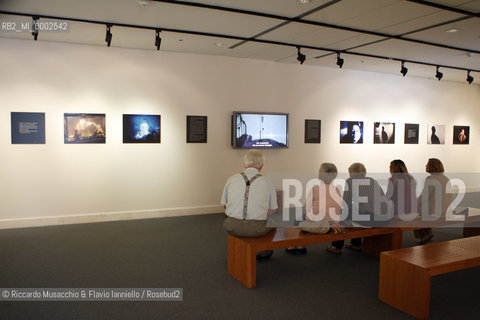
left=240, top=172, right=262, bottom=220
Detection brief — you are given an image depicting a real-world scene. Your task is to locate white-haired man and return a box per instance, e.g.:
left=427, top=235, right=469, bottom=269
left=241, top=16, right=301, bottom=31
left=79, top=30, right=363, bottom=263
left=221, top=150, right=277, bottom=260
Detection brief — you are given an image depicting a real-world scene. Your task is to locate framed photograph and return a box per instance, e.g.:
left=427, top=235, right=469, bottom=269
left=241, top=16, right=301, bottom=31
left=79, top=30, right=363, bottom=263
left=427, top=124, right=445, bottom=144
left=123, top=114, right=161, bottom=143
left=340, top=121, right=363, bottom=144
left=404, top=123, right=419, bottom=144
left=374, top=122, right=395, bottom=144
left=186, top=115, right=207, bottom=143
left=11, top=112, right=45, bottom=144
left=305, top=119, right=321, bottom=143
left=64, top=113, right=106, bottom=144
left=453, top=125, right=469, bottom=144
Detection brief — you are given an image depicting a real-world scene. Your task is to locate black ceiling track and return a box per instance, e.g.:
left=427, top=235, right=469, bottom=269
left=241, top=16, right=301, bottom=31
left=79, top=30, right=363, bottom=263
left=0, top=10, right=478, bottom=74
left=406, top=0, right=480, bottom=18
left=150, top=0, right=479, bottom=55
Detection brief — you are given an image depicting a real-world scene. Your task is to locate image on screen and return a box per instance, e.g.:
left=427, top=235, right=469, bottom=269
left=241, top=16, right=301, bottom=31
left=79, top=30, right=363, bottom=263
left=233, top=112, right=288, bottom=148
left=340, top=121, right=363, bottom=144
left=123, top=114, right=161, bottom=143
left=64, top=113, right=106, bottom=144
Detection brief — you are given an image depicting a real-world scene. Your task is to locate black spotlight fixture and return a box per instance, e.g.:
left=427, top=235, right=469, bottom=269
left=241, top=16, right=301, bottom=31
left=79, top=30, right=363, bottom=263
left=336, top=52, right=344, bottom=69
left=400, top=61, right=408, bottom=77
left=466, top=70, right=474, bottom=84
left=297, top=46, right=306, bottom=64
left=105, top=24, right=112, bottom=47
left=32, top=16, right=39, bottom=41
left=435, top=66, right=443, bottom=81
left=155, top=29, right=162, bottom=50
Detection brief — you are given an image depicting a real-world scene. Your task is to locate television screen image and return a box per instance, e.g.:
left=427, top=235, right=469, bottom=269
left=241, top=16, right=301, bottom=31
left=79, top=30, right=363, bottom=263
left=453, top=125, right=469, bottom=144
left=427, top=124, right=445, bottom=144
left=404, top=123, right=419, bottom=144
left=374, top=122, right=395, bottom=144
left=123, top=114, right=161, bottom=143
left=64, top=113, right=106, bottom=144
left=340, top=121, right=363, bottom=144
left=233, top=112, right=288, bottom=148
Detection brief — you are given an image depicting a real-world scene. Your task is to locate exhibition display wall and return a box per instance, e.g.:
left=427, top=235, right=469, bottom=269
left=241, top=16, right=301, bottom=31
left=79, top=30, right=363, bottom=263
left=1, top=37, right=480, bottom=228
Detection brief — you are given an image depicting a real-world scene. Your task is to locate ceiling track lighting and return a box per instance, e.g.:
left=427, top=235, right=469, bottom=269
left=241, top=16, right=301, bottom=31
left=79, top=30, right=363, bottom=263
left=466, top=70, right=474, bottom=84
left=32, top=16, right=39, bottom=41
left=155, top=29, right=162, bottom=50
left=105, top=24, right=112, bottom=47
left=336, top=52, right=344, bottom=69
left=400, top=61, right=408, bottom=77
left=435, top=66, right=443, bottom=81
left=296, top=46, right=306, bottom=64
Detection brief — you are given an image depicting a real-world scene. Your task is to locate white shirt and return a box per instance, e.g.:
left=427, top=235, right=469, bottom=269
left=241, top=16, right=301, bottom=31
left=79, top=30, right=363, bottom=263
left=221, top=167, right=278, bottom=220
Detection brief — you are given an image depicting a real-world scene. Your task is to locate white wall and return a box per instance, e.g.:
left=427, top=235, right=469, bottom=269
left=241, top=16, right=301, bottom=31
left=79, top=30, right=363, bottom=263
left=1, top=38, right=479, bottom=228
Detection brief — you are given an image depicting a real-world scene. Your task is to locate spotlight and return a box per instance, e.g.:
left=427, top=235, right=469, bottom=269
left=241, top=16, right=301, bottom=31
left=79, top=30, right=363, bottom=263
left=336, top=52, right=344, bottom=69
left=297, top=46, right=306, bottom=64
left=466, top=70, right=474, bottom=84
left=435, top=66, right=443, bottom=81
left=155, top=29, right=161, bottom=50
left=400, top=61, right=408, bottom=77
left=32, top=16, right=39, bottom=41
left=105, top=24, right=112, bottom=47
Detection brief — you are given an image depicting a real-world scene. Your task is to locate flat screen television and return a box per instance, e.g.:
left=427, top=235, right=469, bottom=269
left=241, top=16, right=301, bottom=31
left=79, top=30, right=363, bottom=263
left=232, top=112, right=288, bottom=149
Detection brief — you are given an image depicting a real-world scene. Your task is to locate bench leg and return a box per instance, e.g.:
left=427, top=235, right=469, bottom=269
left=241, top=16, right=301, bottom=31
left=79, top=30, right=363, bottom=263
left=228, top=235, right=257, bottom=288
left=362, top=233, right=392, bottom=257
left=463, top=222, right=480, bottom=238
left=379, top=254, right=431, bottom=320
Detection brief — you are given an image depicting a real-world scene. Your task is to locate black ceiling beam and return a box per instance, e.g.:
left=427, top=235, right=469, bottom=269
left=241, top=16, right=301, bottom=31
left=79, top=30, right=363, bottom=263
left=150, top=0, right=480, bottom=54
left=1, top=10, right=478, bottom=74
left=406, top=0, right=480, bottom=18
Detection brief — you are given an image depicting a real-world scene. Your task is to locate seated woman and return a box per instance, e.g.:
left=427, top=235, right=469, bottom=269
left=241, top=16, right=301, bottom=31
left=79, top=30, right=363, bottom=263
left=285, top=163, right=341, bottom=255
left=415, top=158, right=452, bottom=244
left=387, top=159, right=417, bottom=218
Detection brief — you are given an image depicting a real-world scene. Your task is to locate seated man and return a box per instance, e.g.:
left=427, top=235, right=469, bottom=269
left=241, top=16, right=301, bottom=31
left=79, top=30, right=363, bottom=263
left=221, top=150, right=277, bottom=260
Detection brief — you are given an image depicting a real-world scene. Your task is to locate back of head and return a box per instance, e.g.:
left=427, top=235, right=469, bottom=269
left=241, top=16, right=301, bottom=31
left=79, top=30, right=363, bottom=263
left=319, top=162, right=338, bottom=184
left=390, top=159, right=408, bottom=174
left=348, top=162, right=366, bottom=178
left=426, top=158, right=444, bottom=173
left=243, top=150, right=264, bottom=169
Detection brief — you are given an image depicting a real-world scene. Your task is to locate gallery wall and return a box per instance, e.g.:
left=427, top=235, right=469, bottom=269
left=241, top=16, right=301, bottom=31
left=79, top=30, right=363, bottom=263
left=1, top=37, right=479, bottom=228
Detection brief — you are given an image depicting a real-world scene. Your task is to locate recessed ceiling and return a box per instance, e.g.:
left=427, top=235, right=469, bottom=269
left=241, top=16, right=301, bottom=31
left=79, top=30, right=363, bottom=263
left=0, top=0, right=479, bottom=84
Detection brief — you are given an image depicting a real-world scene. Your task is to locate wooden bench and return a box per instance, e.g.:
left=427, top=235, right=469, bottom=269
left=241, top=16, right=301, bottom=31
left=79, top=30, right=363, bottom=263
left=228, top=227, right=402, bottom=288
left=379, top=235, right=480, bottom=319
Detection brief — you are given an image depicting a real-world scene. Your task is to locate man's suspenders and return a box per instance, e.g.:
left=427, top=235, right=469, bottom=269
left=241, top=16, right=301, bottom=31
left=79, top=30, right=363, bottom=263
left=240, top=172, right=262, bottom=220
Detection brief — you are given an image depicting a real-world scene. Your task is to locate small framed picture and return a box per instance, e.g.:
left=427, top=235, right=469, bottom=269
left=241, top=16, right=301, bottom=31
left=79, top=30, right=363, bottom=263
left=427, top=124, right=445, bottom=144
left=305, top=119, right=321, bottom=143
left=186, top=115, right=207, bottom=143
left=340, top=121, right=363, bottom=144
left=404, top=123, right=419, bottom=144
left=64, top=113, right=106, bottom=144
left=374, top=122, right=395, bottom=144
left=453, top=125, right=469, bottom=144
left=123, top=114, right=161, bottom=143
left=11, top=112, right=46, bottom=144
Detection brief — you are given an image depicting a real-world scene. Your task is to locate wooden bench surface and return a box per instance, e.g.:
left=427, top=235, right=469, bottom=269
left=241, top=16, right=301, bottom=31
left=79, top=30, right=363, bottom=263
left=381, top=235, right=480, bottom=275
left=235, top=227, right=399, bottom=251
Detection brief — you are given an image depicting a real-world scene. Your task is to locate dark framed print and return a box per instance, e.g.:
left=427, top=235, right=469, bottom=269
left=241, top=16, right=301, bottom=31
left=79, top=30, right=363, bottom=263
left=340, top=121, right=363, bottom=144
left=186, top=115, right=207, bottom=143
left=453, top=125, right=469, bottom=144
left=404, top=123, right=419, bottom=144
left=427, top=124, right=445, bottom=144
left=11, top=112, right=45, bottom=144
left=123, top=114, right=161, bottom=143
left=64, top=113, right=106, bottom=144
left=374, top=122, right=395, bottom=144
left=305, top=119, right=321, bottom=143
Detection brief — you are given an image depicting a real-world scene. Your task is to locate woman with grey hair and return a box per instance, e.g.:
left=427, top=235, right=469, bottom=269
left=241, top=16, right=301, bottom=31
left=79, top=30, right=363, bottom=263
left=286, top=162, right=341, bottom=255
